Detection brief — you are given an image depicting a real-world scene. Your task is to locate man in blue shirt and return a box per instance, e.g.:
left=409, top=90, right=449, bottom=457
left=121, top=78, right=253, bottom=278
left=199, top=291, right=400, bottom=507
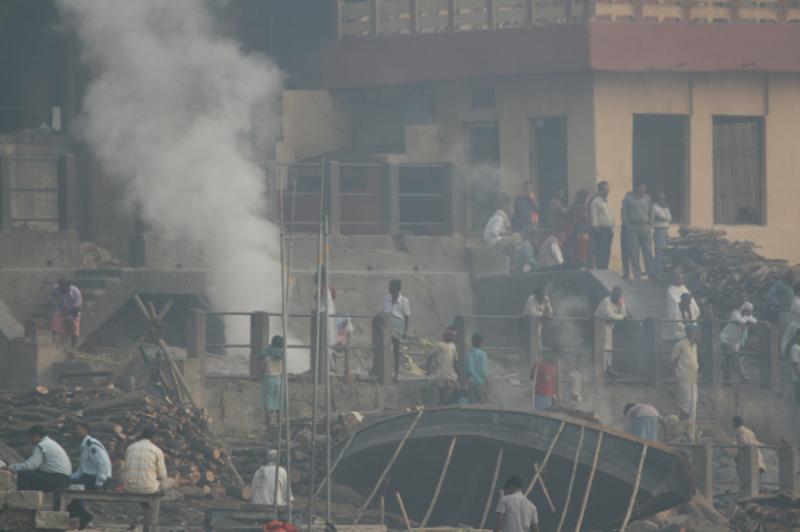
left=68, top=421, right=113, bottom=529
left=466, top=333, right=490, bottom=404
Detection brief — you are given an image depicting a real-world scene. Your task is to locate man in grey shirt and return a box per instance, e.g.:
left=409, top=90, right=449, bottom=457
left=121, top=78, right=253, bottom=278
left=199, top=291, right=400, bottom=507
left=494, top=476, right=539, bottom=532
left=621, top=183, right=654, bottom=279
left=4, top=425, right=72, bottom=494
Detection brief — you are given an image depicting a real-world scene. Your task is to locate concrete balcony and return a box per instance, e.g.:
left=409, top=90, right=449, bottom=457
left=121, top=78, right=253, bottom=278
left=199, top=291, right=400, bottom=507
left=336, top=0, right=800, bottom=40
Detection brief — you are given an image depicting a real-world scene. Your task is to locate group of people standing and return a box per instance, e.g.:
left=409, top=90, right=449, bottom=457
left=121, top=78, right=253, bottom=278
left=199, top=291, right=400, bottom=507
left=483, top=180, right=673, bottom=278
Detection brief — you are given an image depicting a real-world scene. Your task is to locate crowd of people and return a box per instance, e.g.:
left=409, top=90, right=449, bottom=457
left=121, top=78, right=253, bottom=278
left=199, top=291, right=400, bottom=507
left=483, top=180, right=673, bottom=278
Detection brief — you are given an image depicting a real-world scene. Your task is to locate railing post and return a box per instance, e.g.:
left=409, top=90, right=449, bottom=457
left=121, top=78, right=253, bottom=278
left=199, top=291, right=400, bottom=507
left=370, top=0, right=380, bottom=36
left=453, top=315, right=469, bottom=384
left=186, top=309, right=207, bottom=360
left=739, top=445, right=760, bottom=498
left=448, top=0, right=456, bottom=30
left=526, top=0, right=533, bottom=25
left=372, top=314, right=393, bottom=385
left=762, top=323, right=780, bottom=390
left=486, top=0, right=495, bottom=28
left=329, top=161, right=341, bottom=236
left=707, top=319, right=722, bottom=393
left=778, top=445, right=799, bottom=492
left=388, top=163, right=400, bottom=234
left=409, top=0, right=418, bottom=33
left=249, top=312, right=270, bottom=378
left=310, top=312, right=330, bottom=380
left=593, top=318, right=606, bottom=388
left=690, top=443, right=714, bottom=502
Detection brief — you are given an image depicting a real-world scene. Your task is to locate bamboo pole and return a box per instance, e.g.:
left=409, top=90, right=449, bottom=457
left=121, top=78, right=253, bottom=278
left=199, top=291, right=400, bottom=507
left=396, top=492, right=413, bottom=532
left=480, top=447, right=505, bottom=530
left=420, top=436, right=458, bottom=527
left=354, top=410, right=425, bottom=524
left=285, top=174, right=298, bottom=522
left=619, top=445, right=648, bottom=532
left=532, top=463, right=555, bottom=512
left=556, top=426, right=585, bottom=532
left=524, top=420, right=566, bottom=496
left=314, top=430, right=357, bottom=497
left=574, top=433, right=603, bottom=532
left=324, top=221, right=332, bottom=523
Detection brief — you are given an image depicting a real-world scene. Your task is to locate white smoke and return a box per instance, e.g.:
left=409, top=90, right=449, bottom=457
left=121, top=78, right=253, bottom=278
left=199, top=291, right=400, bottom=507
left=59, top=1, right=286, bottom=360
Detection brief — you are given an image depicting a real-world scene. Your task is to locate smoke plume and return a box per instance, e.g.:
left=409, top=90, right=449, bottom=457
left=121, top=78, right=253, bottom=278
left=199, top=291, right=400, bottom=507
left=59, top=1, right=283, bottom=347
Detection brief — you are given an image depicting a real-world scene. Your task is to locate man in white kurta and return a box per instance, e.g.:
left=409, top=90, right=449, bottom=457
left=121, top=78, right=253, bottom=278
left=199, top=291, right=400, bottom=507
left=666, top=274, right=700, bottom=341
left=595, top=287, right=626, bottom=376
left=251, top=450, right=293, bottom=506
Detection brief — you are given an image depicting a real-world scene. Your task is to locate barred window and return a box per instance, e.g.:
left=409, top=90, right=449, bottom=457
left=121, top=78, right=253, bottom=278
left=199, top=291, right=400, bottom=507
left=713, top=117, right=765, bottom=225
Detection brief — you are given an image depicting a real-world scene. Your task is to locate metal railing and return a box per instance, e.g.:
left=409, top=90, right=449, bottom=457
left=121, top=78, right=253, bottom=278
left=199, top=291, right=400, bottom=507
left=336, top=0, right=800, bottom=39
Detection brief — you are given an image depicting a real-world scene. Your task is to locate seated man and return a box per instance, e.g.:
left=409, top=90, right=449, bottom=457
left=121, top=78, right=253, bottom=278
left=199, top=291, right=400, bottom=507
left=122, top=426, right=176, bottom=493
left=5, top=425, right=72, bottom=494
left=250, top=450, right=293, bottom=506
left=484, top=194, right=523, bottom=271
left=68, top=421, right=113, bottom=529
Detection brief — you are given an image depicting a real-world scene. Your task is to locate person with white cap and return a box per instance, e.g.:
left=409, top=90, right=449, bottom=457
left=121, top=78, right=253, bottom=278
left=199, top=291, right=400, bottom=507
left=250, top=449, right=293, bottom=507
left=671, top=323, right=700, bottom=441
left=720, top=301, right=758, bottom=383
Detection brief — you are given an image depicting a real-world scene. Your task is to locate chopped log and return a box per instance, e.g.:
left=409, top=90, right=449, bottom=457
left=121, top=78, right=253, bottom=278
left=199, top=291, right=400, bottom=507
left=83, top=392, right=151, bottom=416
left=179, top=485, right=212, bottom=499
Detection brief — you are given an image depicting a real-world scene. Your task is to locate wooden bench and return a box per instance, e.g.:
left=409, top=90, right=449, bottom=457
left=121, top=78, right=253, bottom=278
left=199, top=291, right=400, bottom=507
left=57, top=490, right=164, bottom=532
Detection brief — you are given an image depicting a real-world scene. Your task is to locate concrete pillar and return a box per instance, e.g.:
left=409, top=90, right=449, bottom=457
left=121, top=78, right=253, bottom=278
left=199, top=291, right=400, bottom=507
left=778, top=445, right=799, bottom=492
left=762, top=323, right=780, bottom=390
left=249, top=312, right=270, bottom=378
left=186, top=310, right=206, bottom=360
left=643, top=318, right=661, bottom=388
left=738, top=445, right=760, bottom=499
left=388, top=164, right=400, bottom=235
left=372, top=314, right=393, bottom=385
left=690, top=443, right=714, bottom=502
left=707, top=319, right=722, bottom=393
left=593, top=318, right=606, bottom=388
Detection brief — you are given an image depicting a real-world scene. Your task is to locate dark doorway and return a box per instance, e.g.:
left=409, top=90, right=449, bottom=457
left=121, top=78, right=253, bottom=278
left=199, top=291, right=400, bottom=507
left=465, top=121, right=500, bottom=232
left=632, top=114, right=688, bottom=222
left=531, top=117, right=568, bottom=228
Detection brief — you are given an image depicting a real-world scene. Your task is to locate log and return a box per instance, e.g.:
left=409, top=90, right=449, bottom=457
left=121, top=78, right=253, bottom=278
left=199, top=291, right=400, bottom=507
left=83, top=392, right=151, bottom=415
left=178, top=485, right=211, bottom=499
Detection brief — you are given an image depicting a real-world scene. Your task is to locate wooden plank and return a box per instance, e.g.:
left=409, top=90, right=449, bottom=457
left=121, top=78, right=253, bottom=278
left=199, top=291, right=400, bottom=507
left=619, top=445, right=649, bottom=532
left=479, top=447, right=504, bottom=530
left=524, top=420, right=566, bottom=496
left=574, top=432, right=603, bottom=532
left=420, top=436, right=458, bottom=527
left=555, top=426, right=584, bottom=532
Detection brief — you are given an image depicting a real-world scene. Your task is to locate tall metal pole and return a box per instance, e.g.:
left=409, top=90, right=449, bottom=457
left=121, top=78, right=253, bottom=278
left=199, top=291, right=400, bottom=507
left=308, top=160, right=327, bottom=531
left=273, top=164, right=288, bottom=520
left=324, top=204, right=332, bottom=523
left=285, top=172, right=298, bottom=522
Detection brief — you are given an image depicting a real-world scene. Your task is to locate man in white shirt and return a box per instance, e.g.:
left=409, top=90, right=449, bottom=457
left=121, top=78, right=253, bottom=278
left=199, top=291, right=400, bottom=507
left=671, top=324, right=700, bottom=441
left=484, top=195, right=523, bottom=274
left=122, top=426, right=176, bottom=494
left=69, top=421, right=113, bottom=529
left=494, top=475, right=539, bottom=532
left=650, top=192, right=672, bottom=278
left=666, top=273, right=700, bottom=341
left=538, top=232, right=565, bottom=270
left=720, top=302, right=757, bottom=383
left=733, top=416, right=765, bottom=498
left=588, top=180, right=614, bottom=270
left=595, top=287, right=627, bottom=378
left=523, top=286, right=554, bottom=350
left=5, top=425, right=72, bottom=493
left=251, top=450, right=293, bottom=507
left=380, top=279, right=411, bottom=380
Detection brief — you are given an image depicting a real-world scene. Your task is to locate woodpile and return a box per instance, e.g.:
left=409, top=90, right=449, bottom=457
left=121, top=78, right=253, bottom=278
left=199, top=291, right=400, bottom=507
left=665, top=227, right=794, bottom=316
left=0, top=385, right=245, bottom=500
left=730, top=491, right=800, bottom=532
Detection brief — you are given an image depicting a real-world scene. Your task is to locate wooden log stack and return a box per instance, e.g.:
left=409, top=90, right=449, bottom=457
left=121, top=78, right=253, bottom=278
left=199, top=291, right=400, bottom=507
left=0, top=385, right=245, bottom=500
left=665, top=227, right=795, bottom=317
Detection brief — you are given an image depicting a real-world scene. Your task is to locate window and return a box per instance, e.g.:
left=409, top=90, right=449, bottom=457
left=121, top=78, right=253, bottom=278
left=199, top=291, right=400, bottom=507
left=7, top=157, right=61, bottom=231
left=466, top=121, right=499, bottom=164
left=471, top=86, right=495, bottom=111
left=713, top=117, right=764, bottom=225
left=633, top=114, right=688, bottom=222
left=531, top=117, right=568, bottom=228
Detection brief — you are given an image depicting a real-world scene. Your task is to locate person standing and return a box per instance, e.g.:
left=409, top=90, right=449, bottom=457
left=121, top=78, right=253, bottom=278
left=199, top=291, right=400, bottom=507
left=595, top=287, right=627, bottom=378
left=434, top=328, right=459, bottom=405
left=538, top=231, right=565, bottom=270
left=380, top=279, right=411, bottom=380
left=548, top=188, right=568, bottom=230
left=624, top=403, right=660, bottom=441
left=494, top=476, right=539, bottom=532
left=666, top=274, right=700, bottom=341
left=258, top=335, right=285, bottom=435
left=620, top=191, right=634, bottom=279
left=589, top=181, right=614, bottom=270
left=4, top=425, right=71, bottom=493
left=790, top=329, right=800, bottom=404
left=671, top=324, right=700, bottom=441
left=562, top=189, right=591, bottom=268
left=621, top=183, right=654, bottom=279
left=530, top=350, right=558, bottom=410
left=780, top=283, right=800, bottom=356
left=122, top=426, right=176, bottom=493
left=523, top=286, right=554, bottom=350
left=512, top=181, right=540, bottom=237
left=484, top=194, right=523, bottom=262
left=733, top=416, right=765, bottom=498
left=68, top=422, right=113, bottom=529
left=466, top=333, right=490, bottom=404
left=765, top=270, right=795, bottom=337
left=650, top=192, right=672, bottom=278
left=50, top=277, right=82, bottom=348
left=720, top=302, right=757, bottom=383
left=250, top=450, right=293, bottom=506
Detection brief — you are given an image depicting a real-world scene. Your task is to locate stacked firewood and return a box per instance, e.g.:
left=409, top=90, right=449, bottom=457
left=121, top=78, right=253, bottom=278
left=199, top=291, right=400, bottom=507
left=0, top=385, right=245, bottom=500
left=730, top=491, right=800, bottom=532
left=664, top=227, right=795, bottom=316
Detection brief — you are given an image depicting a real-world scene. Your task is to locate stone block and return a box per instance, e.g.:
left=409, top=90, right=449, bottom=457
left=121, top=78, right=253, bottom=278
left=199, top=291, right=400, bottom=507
left=0, top=470, right=13, bottom=492
left=3, top=490, right=43, bottom=510
left=0, top=508, right=35, bottom=530
left=35, top=510, right=70, bottom=529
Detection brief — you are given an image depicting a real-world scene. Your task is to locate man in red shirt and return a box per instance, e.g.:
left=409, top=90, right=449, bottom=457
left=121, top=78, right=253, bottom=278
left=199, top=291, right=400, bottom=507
left=530, top=349, right=559, bottom=410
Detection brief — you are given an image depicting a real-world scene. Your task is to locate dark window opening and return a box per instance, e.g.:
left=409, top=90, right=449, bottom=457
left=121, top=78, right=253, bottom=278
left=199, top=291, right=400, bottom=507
left=531, top=117, right=568, bottom=228
left=633, top=114, right=688, bottom=222
left=465, top=121, right=500, bottom=232
left=713, top=116, right=764, bottom=225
